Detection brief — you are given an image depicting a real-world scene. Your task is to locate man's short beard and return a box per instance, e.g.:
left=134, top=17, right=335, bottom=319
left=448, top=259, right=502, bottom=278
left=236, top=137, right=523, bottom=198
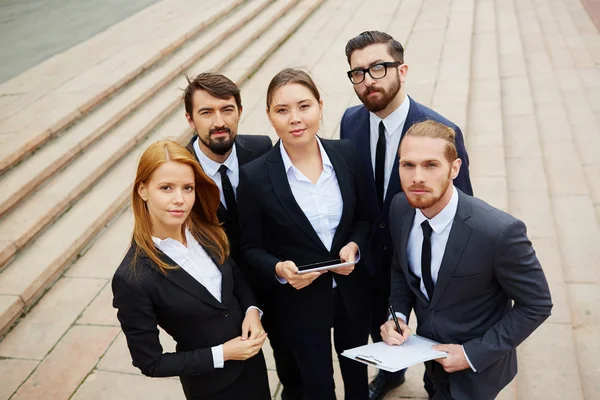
left=405, top=171, right=452, bottom=210
left=358, top=72, right=401, bottom=113
left=199, top=129, right=236, bottom=156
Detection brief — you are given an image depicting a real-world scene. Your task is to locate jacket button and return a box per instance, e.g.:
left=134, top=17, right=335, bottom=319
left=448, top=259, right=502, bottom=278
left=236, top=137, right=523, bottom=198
left=380, top=223, right=386, bottom=228
left=430, top=309, right=437, bottom=315
left=428, top=333, right=434, bottom=339
left=223, top=311, right=230, bottom=317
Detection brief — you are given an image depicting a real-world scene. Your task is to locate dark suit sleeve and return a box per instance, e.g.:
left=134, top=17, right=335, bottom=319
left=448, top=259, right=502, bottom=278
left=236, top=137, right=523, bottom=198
left=238, top=166, right=283, bottom=285
left=453, top=126, right=473, bottom=196
left=228, top=256, right=258, bottom=311
left=112, top=272, right=215, bottom=377
left=388, top=195, right=416, bottom=321
left=339, top=108, right=349, bottom=139
left=462, top=219, right=552, bottom=371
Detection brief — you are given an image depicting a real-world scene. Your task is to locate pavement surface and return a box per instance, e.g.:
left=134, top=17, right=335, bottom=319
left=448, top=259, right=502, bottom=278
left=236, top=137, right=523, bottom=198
left=0, top=0, right=598, bottom=399
left=0, top=0, right=161, bottom=83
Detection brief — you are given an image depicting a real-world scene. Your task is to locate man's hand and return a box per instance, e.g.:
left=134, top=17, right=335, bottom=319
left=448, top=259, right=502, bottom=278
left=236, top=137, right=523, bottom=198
left=380, top=319, right=412, bottom=345
left=432, top=344, right=471, bottom=373
left=275, top=260, right=324, bottom=290
left=241, top=308, right=264, bottom=340
left=335, top=241, right=359, bottom=275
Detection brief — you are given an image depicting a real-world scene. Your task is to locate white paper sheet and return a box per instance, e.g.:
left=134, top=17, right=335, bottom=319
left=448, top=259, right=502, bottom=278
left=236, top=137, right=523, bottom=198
left=341, top=335, right=448, bottom=372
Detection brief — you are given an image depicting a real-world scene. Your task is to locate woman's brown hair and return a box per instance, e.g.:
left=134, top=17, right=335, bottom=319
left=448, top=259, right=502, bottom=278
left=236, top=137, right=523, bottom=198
left=131, top=140, right=229, bottom=273
left=266, top=68, right=321, bottom=110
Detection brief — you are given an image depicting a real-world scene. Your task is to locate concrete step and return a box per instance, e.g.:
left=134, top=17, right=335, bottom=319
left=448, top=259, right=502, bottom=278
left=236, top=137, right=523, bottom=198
left=0, top=0, right=270, bottom=219
left=0, top=0, right=248, bottom=174
left=0, top=0, right=326, bottom=338
left=0, top=0, right=298, bottom=270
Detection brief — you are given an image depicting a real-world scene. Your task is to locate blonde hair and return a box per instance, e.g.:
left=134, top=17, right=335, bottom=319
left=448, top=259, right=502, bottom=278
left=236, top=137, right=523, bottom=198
left=131, top=140, right=229, bottom=273
left=402, top=120, right=458, bottom=163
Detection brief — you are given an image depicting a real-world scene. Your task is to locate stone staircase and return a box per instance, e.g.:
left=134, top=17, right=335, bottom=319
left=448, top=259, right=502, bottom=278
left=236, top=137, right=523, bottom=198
left=0, top=0, right=598, bottom=399
left=0, top=0, right=326, bottom=337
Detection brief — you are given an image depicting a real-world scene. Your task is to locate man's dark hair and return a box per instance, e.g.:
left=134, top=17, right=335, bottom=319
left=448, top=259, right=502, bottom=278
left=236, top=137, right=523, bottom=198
left=345, top=31, right=404, bottom=64
left=182, top=73, right=242, bottom=118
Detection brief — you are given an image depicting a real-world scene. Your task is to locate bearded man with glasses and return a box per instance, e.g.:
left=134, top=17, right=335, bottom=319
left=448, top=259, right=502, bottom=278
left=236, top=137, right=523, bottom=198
left=339, top=31, right=473, bottom=400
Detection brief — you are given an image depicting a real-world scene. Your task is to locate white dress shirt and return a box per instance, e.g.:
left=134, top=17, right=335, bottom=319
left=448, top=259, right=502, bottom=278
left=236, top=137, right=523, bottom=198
left=279, top=138, right=343, bottom=287
left=153, top=228, right=260, bottom=369
left=401, top=186, right=476, bottom=371
left=194, top=139, right=239, bottom=209
left=369, top=94, right=410, bottom=199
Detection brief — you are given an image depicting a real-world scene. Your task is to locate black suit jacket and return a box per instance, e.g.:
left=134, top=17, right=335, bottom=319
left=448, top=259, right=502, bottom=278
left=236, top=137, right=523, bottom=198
left=340, top=97, right=473, bottom=275
left=186, top=134, right=273, bottom=262
left=237, top=139, right=371, bottom=329
left=389, top=190, right=553, bottom=400
left=112, top=243, right=258, bottom=398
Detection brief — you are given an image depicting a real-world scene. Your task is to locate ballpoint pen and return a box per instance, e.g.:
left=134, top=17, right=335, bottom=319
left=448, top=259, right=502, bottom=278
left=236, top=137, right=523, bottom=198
left=388, top=305, right=406, bottom=346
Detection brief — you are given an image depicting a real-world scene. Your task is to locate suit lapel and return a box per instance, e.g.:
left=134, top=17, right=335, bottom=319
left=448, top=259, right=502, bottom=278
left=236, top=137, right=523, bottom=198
left=324, top=141, right=352, bottom=251
left=267, top=141, right=329, bottom=252
left=147, top=251, right=227, bottom=310
left=430, top=192, right=473, bottom=307
left=354, top=107, right=375, bottom=186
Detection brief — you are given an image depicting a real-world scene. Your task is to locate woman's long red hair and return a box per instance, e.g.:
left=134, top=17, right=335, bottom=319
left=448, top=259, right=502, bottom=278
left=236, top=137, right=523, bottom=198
left=131, top=140, right=229, bottom=273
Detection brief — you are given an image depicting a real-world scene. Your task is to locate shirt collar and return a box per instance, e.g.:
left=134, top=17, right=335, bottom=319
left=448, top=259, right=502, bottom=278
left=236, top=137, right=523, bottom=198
left=369, top=93, right=410, bottom=135
left=193, top=138, right=238, bottom=177
left=413, top=186, right=459, bottom=234
left=152, top=227, right=198, bottom=249
left=280, top=137, right=333, bottom=174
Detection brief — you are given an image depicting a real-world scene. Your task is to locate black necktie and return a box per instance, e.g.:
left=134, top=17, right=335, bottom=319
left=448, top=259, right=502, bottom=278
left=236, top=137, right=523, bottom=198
left=218, top=165, right=237, bottom=224
left=421, top=220, right=435, bottom=301
left=375, top=121, right=386, bottom=207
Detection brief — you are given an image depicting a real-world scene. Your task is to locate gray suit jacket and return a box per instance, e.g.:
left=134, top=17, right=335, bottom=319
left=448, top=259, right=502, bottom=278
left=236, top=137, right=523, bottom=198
left=389, top=189, right=552, bottom=400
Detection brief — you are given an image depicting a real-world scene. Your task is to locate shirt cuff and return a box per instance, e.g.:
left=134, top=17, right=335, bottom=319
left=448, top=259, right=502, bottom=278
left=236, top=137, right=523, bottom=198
left=388, top=312, right=408, bottom=324
left=276, top=275, right=288, bottom=284
left=211, top=344, right=224, bottom=368
left=462, top=345, right=477, bottom=372
left=246, top=306, right=263, bottom=319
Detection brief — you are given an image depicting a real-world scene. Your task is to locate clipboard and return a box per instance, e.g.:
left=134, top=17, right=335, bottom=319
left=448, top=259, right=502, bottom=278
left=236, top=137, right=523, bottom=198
left=342, top=335, right=448, bottom=372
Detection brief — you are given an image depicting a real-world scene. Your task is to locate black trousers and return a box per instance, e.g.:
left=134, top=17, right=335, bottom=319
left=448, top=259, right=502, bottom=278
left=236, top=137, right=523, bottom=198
left=425, top=361, right=453, bottom=400
left=183, top=350, right=270, bottom=400
left=280, top=288, right=370, bottom=400
left=261, top=305, right=305, bottom=400
left=370, top=262, right=407, bottom=382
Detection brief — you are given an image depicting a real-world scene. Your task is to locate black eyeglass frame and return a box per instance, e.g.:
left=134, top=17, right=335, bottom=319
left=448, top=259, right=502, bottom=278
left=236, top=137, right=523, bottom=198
left=346, top=61, right=402, bottom=84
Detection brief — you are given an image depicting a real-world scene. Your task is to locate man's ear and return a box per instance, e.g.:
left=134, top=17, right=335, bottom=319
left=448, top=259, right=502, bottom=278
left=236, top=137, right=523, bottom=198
left=450, top=158, right=462, bottom=180
left=185, top=113, right=195, bottom=129
left=238, top=106, right=243, bottom=119
left=399, top=64, right=409, bottom=83
left=138, top=183, right=148, bottom=201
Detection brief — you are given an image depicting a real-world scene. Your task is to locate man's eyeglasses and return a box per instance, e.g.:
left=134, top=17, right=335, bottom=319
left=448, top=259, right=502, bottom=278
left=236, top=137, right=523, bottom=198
left=347, top=62, right=402, bottom=85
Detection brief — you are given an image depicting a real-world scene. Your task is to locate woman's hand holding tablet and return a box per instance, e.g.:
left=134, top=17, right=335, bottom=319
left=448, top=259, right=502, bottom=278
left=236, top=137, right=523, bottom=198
left=275, top=260, right=324, bottom=290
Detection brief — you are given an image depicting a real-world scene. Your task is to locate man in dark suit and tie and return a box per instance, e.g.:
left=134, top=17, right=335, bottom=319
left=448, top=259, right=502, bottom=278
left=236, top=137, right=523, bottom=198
left=340, top=31, right=473, bottom=399
left=381, top=120, right=552, bottom=400
left=183, top=73, right=304, bottom=400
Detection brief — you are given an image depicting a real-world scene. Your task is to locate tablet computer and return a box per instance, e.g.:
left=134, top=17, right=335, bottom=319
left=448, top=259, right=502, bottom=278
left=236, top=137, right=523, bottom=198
left=296, top=259, right=355, bottom=274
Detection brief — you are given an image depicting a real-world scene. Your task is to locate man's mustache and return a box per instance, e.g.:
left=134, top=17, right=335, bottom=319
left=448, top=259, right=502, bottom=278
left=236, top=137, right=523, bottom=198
left=209, top=127, right=231, bottom=136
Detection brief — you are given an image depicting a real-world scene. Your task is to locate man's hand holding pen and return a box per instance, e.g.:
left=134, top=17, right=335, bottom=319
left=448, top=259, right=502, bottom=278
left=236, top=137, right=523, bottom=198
left=380, top=317, right=412, bottom=346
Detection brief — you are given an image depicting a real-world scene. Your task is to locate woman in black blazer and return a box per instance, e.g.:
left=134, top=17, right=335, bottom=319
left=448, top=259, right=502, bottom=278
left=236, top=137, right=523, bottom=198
left=237, top=69, right=371, bottom=399
left=112, top=140, right=270, bottom=400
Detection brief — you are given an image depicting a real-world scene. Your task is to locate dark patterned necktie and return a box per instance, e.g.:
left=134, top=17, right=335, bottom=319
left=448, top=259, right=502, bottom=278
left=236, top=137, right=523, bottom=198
left=421, top=220, right=435, bottom=300
left=218, top=165, right=237, bottom=224
left=375, top=121, right=386, bottom=207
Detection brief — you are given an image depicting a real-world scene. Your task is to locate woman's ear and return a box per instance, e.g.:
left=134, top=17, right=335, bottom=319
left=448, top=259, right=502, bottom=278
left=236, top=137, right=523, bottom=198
left=138, top=183, right=147, bottom=202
